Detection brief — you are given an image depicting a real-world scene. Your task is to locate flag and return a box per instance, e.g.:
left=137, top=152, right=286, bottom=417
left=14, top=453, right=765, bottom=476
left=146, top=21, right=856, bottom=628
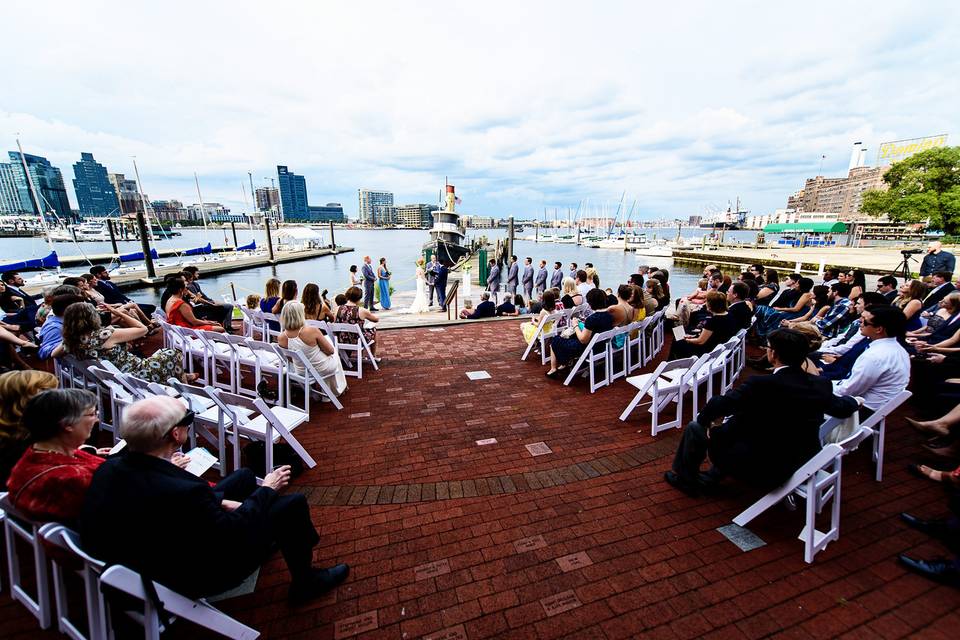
left=455, top=196, right=462, bottom=205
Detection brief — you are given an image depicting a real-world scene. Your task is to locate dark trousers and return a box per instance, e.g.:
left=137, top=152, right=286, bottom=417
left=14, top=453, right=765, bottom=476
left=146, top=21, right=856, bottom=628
left=363, top=282, right=375, bottom=310
left=428, top=283, right=436, bottom=305
left=195, top=302, right=234, bottom=331
left=672, top=420, right=710, bottom=482
left=437, top=282, right=447, bottom=309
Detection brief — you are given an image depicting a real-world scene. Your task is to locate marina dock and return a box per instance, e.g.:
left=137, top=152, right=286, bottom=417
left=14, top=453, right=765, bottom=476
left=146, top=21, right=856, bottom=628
left=51, top=243, right=249, bottom=268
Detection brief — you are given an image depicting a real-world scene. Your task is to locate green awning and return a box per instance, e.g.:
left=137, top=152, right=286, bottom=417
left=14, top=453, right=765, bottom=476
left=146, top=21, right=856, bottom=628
left=762, top=222, right=847, bottom=234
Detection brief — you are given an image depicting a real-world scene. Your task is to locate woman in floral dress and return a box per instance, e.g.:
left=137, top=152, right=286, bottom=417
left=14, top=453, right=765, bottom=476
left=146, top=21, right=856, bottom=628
left=52, top=301, right=193, bottom=383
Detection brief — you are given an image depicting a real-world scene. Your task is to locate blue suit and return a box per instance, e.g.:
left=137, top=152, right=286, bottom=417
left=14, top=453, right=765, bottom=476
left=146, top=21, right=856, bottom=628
left=361, top=263, right=376, bottom=310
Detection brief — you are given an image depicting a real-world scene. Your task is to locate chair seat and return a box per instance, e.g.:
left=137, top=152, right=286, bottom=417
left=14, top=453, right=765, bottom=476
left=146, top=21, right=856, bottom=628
left=239, top=406, right=309, bottom=441
left=198, top=404, right=254, bottom=423
left=626, top=369, right=685, bottom=392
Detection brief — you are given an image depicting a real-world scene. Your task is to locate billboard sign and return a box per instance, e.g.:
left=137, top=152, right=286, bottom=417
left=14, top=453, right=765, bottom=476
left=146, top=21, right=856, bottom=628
left=877, top=134, right=948, bottom=165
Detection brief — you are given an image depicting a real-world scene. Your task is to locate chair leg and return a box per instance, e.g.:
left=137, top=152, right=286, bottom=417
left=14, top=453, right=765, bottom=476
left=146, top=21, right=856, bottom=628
left=873, top=422, right=885, bottom=482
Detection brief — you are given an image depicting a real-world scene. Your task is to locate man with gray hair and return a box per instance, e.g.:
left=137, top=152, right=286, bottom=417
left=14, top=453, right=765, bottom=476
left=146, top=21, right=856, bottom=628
left=80, top=396, right=348, bottom=603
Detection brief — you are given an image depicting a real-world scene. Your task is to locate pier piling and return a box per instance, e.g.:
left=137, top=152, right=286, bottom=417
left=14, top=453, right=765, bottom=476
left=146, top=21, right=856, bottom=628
left=134, top=209, right=156, bottom=278
left=265, top=217, right=275, bottom=263
left=230, top=222, right=238, bottom=248
left=107, top=220, right=119, bottom=255
left=329, top=221, right=336, bottom=249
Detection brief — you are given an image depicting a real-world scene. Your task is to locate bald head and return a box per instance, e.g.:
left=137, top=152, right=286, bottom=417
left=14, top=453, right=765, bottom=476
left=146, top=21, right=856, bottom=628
left=120, top=396, right=189, bottom=452
left=929, top=241, right=942, bottom=253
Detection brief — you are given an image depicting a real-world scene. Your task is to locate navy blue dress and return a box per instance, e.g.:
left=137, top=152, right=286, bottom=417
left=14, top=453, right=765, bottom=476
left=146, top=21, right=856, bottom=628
left=550, top=311, right=615, bottom=364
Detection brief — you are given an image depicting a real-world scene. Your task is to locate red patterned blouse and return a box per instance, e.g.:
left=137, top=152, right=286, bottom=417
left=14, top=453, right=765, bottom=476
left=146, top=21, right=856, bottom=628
left=6, top=448, right=105, bottom=523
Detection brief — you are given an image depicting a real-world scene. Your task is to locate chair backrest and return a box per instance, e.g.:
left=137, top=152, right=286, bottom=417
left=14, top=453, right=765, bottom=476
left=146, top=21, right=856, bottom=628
left=167, top=378, right=218, bottom=414
left=860, top=390, right=912, bottom=431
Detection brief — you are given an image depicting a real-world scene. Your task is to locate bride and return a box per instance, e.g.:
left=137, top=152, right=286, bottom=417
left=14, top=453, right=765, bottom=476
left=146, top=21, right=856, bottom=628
left=401, top=257, right=431, bottom=314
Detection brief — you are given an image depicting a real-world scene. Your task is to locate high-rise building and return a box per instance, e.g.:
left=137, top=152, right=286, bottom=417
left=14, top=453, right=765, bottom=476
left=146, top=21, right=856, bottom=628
left=358, top=189, right=395, bottom=225
left=394, top=203, right=438, bottom=228
left=254, top=187, right=280, bottom=213
left=302, top=203, right=346, bottom=223
left=72, top=152, right=118, bottom=217
left=107, top=173, right=144, bottom=215
left=7, top=151, right=72, bottom=221
left=0, top=163, right=22, bottom=214
left=787, top=166, right=887, bottom=217
left=277, top=166, right=308, bottom=222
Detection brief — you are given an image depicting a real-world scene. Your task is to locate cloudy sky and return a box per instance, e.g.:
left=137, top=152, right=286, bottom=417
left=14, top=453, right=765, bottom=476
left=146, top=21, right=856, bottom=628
left=2, top=1, right=957, bottom=220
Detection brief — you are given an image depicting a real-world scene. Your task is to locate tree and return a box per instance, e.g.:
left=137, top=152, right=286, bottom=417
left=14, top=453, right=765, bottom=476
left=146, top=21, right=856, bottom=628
left=860, top=146, right=960, bottom=235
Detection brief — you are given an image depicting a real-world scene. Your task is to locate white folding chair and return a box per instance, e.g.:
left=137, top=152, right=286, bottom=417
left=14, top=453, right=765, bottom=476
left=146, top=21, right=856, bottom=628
left=42, top=525, right=107, bottom=640
left=200, top=330, right=239, bottom=392
left=170, top=325, right=212, bottom=384
left=690, top=345, right=727, bottom=418
left=1, top=494, right=53, bottom=628
left=643, top=311, right=664, bottom=365
left=618, top=354, right=710, bottom=435
left=607, top=325, right=632, bottom=385
left=237, top=307, right=264, bottom=340
left=259, top=311, right=282, bottom=343
left=273, top=344, right=345, bottom=413
left=87, top=366, right=139, bottom=443
left=520, top=311, right=565, bottom=365
left=857, top=390, right=912, bottom=481
left=562, top=329, right=615, bottom=392
left=329, top=322, right=378, bottom=379
left=98, top=564, right=259, bottom=640
left=166, top=378, right=243, bottom=476
left=244, top=339, right=286, bottom=405
left=220, top=333, right=259, bottom=397
left=206, top=387, right=315, bottom=474
left=627, top=317, right=650, bottom=374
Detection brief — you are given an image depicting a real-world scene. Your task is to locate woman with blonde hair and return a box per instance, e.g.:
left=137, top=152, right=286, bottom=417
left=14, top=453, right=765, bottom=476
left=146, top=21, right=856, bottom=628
left=400, top=257, right=430, bottom=314
left=278, top=302, right=347, bottom=399
left=0, top=369, right=58, bottom=490
left=560, top=277, right=583, bottom=309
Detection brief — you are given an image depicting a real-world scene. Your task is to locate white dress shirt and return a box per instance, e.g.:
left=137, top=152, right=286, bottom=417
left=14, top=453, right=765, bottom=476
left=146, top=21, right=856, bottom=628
left=576, top=282, right=595, bottom=298
left=833, top=337, right=910, bottom=410
left=819, top=324, right=866, bottom=356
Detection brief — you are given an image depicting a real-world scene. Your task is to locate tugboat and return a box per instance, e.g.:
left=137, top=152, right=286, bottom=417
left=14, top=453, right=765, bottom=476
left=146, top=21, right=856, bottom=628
left=423, top=183, right=470, bottom=264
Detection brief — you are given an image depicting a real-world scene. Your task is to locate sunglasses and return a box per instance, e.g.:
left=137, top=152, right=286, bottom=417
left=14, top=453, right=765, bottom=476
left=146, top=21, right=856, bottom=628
left=164, top=409, right=195, bottom=439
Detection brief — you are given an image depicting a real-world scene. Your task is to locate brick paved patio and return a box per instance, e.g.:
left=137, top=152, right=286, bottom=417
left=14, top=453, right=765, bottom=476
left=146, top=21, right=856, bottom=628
left=2, top=320, right=958, bottom=639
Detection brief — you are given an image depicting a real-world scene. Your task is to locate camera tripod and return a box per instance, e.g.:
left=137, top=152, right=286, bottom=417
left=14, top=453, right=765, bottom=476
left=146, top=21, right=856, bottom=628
left=891, top=252, right=918, bottom=281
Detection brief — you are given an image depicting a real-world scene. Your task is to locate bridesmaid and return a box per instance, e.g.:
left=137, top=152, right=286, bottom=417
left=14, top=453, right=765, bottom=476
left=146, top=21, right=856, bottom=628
left=349, top=265, right=362, bottom=289
left=377, top=258, right=391, bottom=310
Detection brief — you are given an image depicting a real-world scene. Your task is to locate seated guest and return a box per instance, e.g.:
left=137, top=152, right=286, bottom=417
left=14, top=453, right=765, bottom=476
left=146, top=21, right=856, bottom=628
left=782, top=284, right=830, bottom=328
left=39, top=293, right=85, bottom=360
left=754, top=269, right=782, bottom=307
left=6, top=389, right=103, bottom=523
left=833, top=305, right=910, bottom=412
left=670, top=292, right=736, bottom=360
left=922, top=271, right=956, bottom=313
left=34, top=286, right=56, bottom=327
left=261, top=278, right=282, bottom=332
left=1, top=271, right=39, bottom=330
left=646, top=278, right=669, bottom=312
left=246, top=293, right=261, bottom=310
left=665, top=329, right=859, bottom=496
left=877, top=275, right=898, bottom=302
left=88, top=265, right=156, bottom=316
left=273, top=280, right=298, bottom=315
left=906, top=403, right=960, bottom=460
left=460, top=292, right=496, bottom=319
left=894, top=280, right=927, bottom=331
left=53, top=301, right=194, bottom=384
left=72, top=274, right=153, bottom=325
left=546, top=289, right=614, bottom=379
left=822, top=268, right=841, bottom=286
left=182, top=266, right=233, bottom=332
left=817, top=293, right=887, bottom=361
left=918, top=291, right=960, bottom=332
left=846, top=269, right=866, bottom=300
left=739, top=271, right=761, bottom=300
left=726, top=282, right=754, bottom=329
left=575, top=270, right=594, bottom=298
left=560, top=277, right=583, bottom=309
left=162, top=277, right=225, bottom=332
left=301, top=283, right=334, bottom=322
left=608, top=284, right=642, bottom=326
left=812, top=282, right=853, bottom=338
left=0, top=370, right=59, bottom=490
left=495, top=294, right=518, bottom=316
left=334, top=287, right=379, bottom=359
left=752, top=276, right=814, bottom=339
left=514, top=294, right=529, bottom=315
left=521, top=290, right=558, bottom=344
left=278, top=303, right=347, bottom=398
left=650, top=270, right=670, bottom=304
left=80, top=396, right=350, bottom=603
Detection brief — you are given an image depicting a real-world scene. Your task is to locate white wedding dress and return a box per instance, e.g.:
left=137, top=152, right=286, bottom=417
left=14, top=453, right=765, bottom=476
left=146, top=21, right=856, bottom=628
left=402, top=267, right=430, bottom=314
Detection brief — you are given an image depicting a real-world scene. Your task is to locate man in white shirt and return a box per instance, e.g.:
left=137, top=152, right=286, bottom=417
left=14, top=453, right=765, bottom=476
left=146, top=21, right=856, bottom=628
left=833, top=305, right=910, bottom=411
left=575, top=269, right=594, bottom=298
left=817, top=292, right=887, bottom=358
left=822, top=268, right=841, bottom=287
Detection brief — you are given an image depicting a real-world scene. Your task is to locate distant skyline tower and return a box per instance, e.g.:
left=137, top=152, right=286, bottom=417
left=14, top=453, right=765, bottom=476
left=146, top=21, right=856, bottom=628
left=254, top=186, right=280, bottom=213
left=7, top=151, right=72, bottom=221
left=358, top=189, right=395, bottom=225
left=0, top=163, right=22, bottom=214
left=107, top=172, right=144, bottom=215
left=276, top=165, right=308, bottom=222
left=72, top=152, right=118, bottom=217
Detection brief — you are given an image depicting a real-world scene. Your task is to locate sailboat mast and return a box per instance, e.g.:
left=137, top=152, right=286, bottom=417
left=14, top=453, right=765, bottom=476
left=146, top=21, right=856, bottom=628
left=194, top=173, right=209, bottom=237
left=15, top=138, right=54, bottom=252
left=130, top=158, right=156, bottom=242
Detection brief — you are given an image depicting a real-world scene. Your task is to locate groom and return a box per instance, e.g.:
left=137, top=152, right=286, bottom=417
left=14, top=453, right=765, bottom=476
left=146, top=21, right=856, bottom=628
left=361, top=256, right=377, bottom=311
left=435, top=260, right=449, bottom=311
left=426, top=254, right=440, bottom=306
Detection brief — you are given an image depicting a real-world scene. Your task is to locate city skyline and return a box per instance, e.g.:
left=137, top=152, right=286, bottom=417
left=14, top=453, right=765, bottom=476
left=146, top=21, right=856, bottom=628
left=2, top=1, right=958, bottom=220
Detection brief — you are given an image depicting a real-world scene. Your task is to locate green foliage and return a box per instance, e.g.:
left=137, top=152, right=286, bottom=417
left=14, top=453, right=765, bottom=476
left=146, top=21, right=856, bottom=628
left=859, top=146, right=960, bottom=234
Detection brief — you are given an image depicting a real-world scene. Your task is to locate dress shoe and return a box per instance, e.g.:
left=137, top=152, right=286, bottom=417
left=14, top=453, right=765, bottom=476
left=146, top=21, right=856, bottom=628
left=289, top=563, right=350, bottom=604
left=900, top=512, right=949, bottom=539
left=898, top=554, right=960, bottom=587
left=664, top=471, right=701, bottom=497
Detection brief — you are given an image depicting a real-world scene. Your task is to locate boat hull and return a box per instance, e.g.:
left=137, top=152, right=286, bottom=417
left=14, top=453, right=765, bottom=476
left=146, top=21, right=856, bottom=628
left=423, top=239, right=470, bottom=265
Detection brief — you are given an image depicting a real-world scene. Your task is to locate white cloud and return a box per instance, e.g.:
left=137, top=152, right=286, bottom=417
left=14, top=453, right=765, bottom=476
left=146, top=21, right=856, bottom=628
left=1, top=0, right=958, bottom=218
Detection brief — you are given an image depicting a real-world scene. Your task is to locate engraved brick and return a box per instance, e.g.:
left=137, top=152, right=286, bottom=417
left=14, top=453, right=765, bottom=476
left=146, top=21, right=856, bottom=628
left=415, top=558, right=451, bottom=581
left=334, top=611, right=379, bottom=639
left=555, top=551, right=593, bottom=572
left=540, top=590, right=582, bottom=617
left=513, top=535, right=547, bottom=553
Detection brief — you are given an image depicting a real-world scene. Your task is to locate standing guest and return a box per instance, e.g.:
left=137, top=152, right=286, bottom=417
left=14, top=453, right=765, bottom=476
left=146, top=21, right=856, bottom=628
left=377, top=258, right=392, bottom=310
left=665, top=329, right=859, bottom=496
left=53, top=302, right=193, bottom=384
left=348, top=264, right=362, bottom=289
left=522, top=257, right=535, bottom=301
left=361, top=256, right=377, bottom=311
left=568, top=262, right=578, bottom=280
left=335, top=287, right=380, bottom=359
left=535, top=259, right=549, bottom=297
left=425, top=255, right=439, bottom=307
left=920, top=240, right=956, bottom=277
left=521, top=290, right=558, bottom=344
left=670, top=292, right=736, bottom=359
left=273, top=280, right=298, bottom=315
left=922, top=271, right=956, bottom=312
left=278, top=303, right=347, bottom=398
left=6, top=389, right=104, bottom=523
left=486, top=259, right=501, bottom=300
left=894, top=280, right=928, bottom=331
left=460, top=292, right=496, bottom=319
left=877, top=275, right=899, bottom=302
left=182, top=266, right=233, bottom=332
left=575, top=270, right=594, bottom=298
left=301, top=283, right=334, bottom=321
left=833, top=305, right=910, bottom=412
left=88, top=265, right=156, bottom=316
left=727, top=282, right=754, bottom=329
left=506, top=255, right=519, bottom=296
left=80, top=396, right=350, bottom=603
left=163, top=277, right=224, bottom=332
left=0, top=370, right=58, bottom=491
left=546, top=289, right=613, bottom=379
left=550, top=261, right=564, bottom=289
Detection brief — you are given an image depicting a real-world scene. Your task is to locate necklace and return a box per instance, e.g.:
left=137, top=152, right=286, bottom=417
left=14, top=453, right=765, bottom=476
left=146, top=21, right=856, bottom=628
left=32, top=444, right=75, bottom=457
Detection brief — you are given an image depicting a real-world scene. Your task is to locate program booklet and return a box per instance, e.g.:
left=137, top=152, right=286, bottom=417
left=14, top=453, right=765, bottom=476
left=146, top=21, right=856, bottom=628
left=183, top=447, right=218, bottom=477
left=672, top=325, right=687, bottom=341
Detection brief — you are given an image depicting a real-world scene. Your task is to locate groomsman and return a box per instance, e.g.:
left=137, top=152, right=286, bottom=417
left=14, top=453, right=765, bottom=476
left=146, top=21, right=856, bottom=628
left=486, top=259, right=501, bottom=300
left=506, top=256, right=519, bottom=296
left=550, top=261, right=564, bottom=289
left=535, top=260, right=548, bottom=297
left=568, top=262, right=578, bottom=279
left=522, top=257, right=535, bottom=301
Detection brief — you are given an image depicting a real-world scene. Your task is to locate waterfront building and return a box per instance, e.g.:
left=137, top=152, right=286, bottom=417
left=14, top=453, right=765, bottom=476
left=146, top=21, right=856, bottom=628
left=463, top=215, right=496, bottom=228
left=0, top=163, right=23, bottom=214
left=688, top=215, right=702, bottom=226
left=303, top=203, right=345, bottom=223
left=187, top=202, right=230, bottom=222
left=358, top=189, right=394, bottom=225
left=787, top=166, right=887, bottom=217
left=108, top=173, right=144, bottom=215
left=744, top=209, right=840, bottom=230
left=7, top=151, right=72, bottom=221
left=72, top=152, right=118, bottom=217
left=277, top=166, right=308, bottom=222
left=150, top=200, right=188, bottom=222
left=255, top=186, right=280, bottom=213
left=394, top=203, right=438, bottom=228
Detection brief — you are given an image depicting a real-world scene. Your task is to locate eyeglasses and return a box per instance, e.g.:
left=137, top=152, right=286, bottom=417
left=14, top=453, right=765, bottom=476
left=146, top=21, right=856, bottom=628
left=860, top=319, right=876, bottom=327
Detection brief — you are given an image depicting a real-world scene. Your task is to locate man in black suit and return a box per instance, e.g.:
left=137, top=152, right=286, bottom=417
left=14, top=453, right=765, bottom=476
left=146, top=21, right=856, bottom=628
left=0, top=271, right=39, bottom=330
left=80, top=396, right=349, bottom=603
left=877, top=275, right=898, bottom=302
left=89, top=265, right=156, bottom=316
left=726, top=282, right=753, bottom=330
left=666, top=328, right=859, bottom=496
left=921, top=271, right=955, bottom=313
